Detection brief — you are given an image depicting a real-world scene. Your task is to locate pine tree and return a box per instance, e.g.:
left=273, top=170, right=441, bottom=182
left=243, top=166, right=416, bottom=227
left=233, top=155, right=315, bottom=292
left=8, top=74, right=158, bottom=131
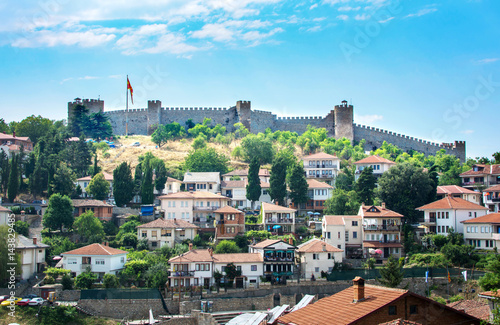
left=355, top=166, right=377, bottom=205
left=269, top=155, right=288, bottom=206
left=141, top=163, right=154, bottom=205
left=154, top=160, right=167, bottom=194
left=92, top=154, right=100, bottom=177
left=378, top=255, right=404, bottom=288
left=288, top=162, right=309, bottom=206
left=0, top=149, right=9, bottom=197
left=134, top=163, right=143, bottom=198
left=246, top=159, right=261, bottom=210
left=7, top=155, right=19, bottom=203
left=113, top=162, right=135, bottom=207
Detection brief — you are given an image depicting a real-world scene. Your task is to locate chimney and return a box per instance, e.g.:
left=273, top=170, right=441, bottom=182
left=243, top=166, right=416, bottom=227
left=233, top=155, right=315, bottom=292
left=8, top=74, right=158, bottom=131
left=322, top=243, right=326, bottom=252
left=288, top=237, right=293, bottom=245
left=189, top=243, right=193, bottom=251
left=208, top=248, right=213, bottom=257
left=275, top=201, right=279, bottom=205
left=173, top=218, right=177, bottom=224
left=32, top=237, right=37, bottom=245
left=353, top=277, right=365, bottom=302
left=381, top=202, right=386, bottom=209
left=13, top=131, right=15, bottom=137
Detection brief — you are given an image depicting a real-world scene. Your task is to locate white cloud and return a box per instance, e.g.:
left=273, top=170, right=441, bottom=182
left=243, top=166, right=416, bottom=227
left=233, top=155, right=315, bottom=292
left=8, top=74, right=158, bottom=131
left=379, top=16, right=394, bottom=23
left=310, top=3, right=318, bottom=10
left=354, top=114, right=383, bottom=125
left=337, top=14, right=349, bottom=21
left=313, top=17, right=326, bottom=22
left=306, top=26, right=321, bottom=32
left=191, top=23, right=236, bottom=41
left=461, top=129, right=474, bottom=135
left=12, top=30, right=115, bottom=48
left=354, top=14, right=370, bottom=21
left=142, top=33, right=200, bottom=54
left=476, top=58, right=500, bottom=64
left=404, top=8, right=438, bottom=19
left=338, top=6, right=361, bottom=11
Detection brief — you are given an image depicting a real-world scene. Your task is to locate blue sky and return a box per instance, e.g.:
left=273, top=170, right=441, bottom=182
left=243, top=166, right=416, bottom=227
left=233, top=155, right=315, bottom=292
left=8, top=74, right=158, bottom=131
left=0, top=0, right=499, bottom=159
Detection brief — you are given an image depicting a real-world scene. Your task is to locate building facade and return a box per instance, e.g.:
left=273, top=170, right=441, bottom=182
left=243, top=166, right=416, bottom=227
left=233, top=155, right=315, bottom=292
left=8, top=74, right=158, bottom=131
left=354, top=155, right=396, bottom=181
left=183, top=172, right=221, bottom=194
left=296, top=238, right=343, bottom=279
left=462, top=213, right=500, bottom=250
left=15, top=236, right=49, bottom=280
left=249, top=239, right=296, bottom=284
left=302, top=152, right=340, bottom=185
left=261, top=202, right=296, bottom=235
left=322, top=215, right=363, bottom=258
left=137, top=218, right=198, bottom=249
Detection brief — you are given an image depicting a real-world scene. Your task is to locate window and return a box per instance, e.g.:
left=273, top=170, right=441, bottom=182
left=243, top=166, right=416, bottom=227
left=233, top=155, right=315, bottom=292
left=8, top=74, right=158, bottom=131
left=352, top=221, right=358, bottom=226
left=388, top=306, right=397, bottom=315
left=67, top=258, right=77, bottom=265
left=446, top=226, right=449, bottom=232
left=251, top=265, right=257, bottom=271
left=315, top=267, right=320, bottom=272
left=353, top=231, right=358, bottom=239
left=120, top=257, right=125, bottom=263
left=313, top=254, right=318, bottom=260
left=179, top=230, right=186, bottom=237
left=95, top=259, right=105, bottom=265
left=142, top=231, right=147, bottom=238
left=151, top=242, right=157, bottom=247
left=151, top=230, right=157, bottom=237
left=338, top=232, right=341, bottom=239
left=196, top=264, right=200, bottom=271
left=328, top=253, right=332, bottom=259
left=345, top=231, right=349, bottom=242
left=467, top=226, right=470, bottom=233
left=337, top=245, right=342, bottom=249
left=206, top=264, right=210, bottom=271
left=410, top=305, right=418, bottom=315
left=446, top=212, right=449, bottom=219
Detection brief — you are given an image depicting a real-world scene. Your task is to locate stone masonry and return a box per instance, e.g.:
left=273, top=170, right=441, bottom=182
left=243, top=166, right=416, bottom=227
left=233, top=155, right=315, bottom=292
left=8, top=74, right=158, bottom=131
left=68, top=98, right=466, bottom=162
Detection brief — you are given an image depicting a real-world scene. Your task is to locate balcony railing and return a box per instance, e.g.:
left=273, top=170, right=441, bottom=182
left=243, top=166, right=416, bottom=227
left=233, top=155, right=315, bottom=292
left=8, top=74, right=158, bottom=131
left=193, top=206, right=220, bottom=211
left=363, top=225, right=401, bottom=231
left=462, top=181, right=484, bottom=186
left=266, top=219, right=294, bottom=224
left=170, top=270, right=196, bottom=277
left=81, top=264, right=91, bottom=270
left=264, top=257, right=294, bottom=262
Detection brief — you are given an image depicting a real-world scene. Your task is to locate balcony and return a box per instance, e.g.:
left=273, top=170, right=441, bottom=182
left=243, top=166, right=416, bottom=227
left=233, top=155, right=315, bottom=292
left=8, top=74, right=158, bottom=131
left=193, top=206, right=220, bottom=211
left=492, top=233, right=500, bottom=241
left=462, top=181, right=484, bottom=186
left=170, top=270, right=196, bottom=277
left=363, top=225, right=401, bottom=231
left=264, top=257, right=294, bottom=262
left=266, top=219, right=294, bottom=224
left=81, top=264, right=91, bottom=270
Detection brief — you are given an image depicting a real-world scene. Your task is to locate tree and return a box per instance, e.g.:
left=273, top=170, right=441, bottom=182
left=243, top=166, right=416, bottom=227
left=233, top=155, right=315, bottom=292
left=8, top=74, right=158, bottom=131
left=246, top=159, right=261, bottom=210
left=103, top=274, right=120, bottom=288
left=86, top=112, right=113, bottom=140
left=14, top=220, right=29, bottom=236
left=378, top=255, right=404, bottom=288
left=493, top=152, right=500, bottom=164
left=288, top=162, right=309, bottom=206
left=15, top=115, right=54, bottom=144
left=184, top=148, right=229, bottom=174
left=51, top=162, right=76, bottom=196
left=269, top=154, right=288, bottom=206
left=74, top=269, right=97, bottom=289
left=91, top=154, right=100, bottom=177
left=335, top=168, right=355, bottom=191
left=7, top=154, right=19, bottom=202
left=61, top=274, right=73, bottom=290
left=0, top=225, right=21, bottom=286
left=134, top=162, right=143, bottom=197
left=355, top=166, right=377, bottom=205
left=377, top=162, right=434, bottom=224
left=324, top=188, right=360, bottom=215
left=141, top=162, right=154, bottom=204
left=240, top=133, right=274, bottom=164
left=43, top=193, right=74, bottom=232
left=0, top=149, right=9, bottom=196
left=65, top=134, right=93, bottom=178
left=69, top=104, right=89, bottom=137
left=86, top=172, right=110, bottom=200
left=214, top=240, right=240, bottom=254
left=113, top=162, right=135, bottom=207
left=151, top=125, right=170, bottom=148
left=153, top=159, right=167, bottom=194
left=224, top=262, right=241, bottom=286
left=73, top=210, right=105, bottom=243
left=145, top=262, right=169, bottom=289
left=192, top=134, right=207, bottom=150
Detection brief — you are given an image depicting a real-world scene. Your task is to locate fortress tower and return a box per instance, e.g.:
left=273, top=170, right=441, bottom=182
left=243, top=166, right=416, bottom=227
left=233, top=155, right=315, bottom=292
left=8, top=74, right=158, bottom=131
left=236, top=100, right=251, bottom=132
left=147, top=100, right=162, bottom=135
left=334, top=100, right=354, bottom=141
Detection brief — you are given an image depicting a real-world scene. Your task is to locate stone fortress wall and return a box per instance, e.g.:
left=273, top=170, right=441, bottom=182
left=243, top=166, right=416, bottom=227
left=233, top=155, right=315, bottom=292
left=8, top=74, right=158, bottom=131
left=67, top=99, right=466, bottom=162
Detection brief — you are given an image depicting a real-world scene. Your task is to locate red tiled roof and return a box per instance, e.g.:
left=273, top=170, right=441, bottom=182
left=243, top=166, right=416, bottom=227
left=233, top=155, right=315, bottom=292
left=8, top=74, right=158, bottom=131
left=0, top=133, right=32, bottom=142
left=361, top=205, right=404, bottom=218
left=447, top=300, right=490, bottom=321
left=437, top=185, right=477, bottom=195
left=0, top=205, right=12, bottom=212
left=214, top=253, right=263, bottom=263
left=77, top=172, right=113, bottom=181
left=167, top=177, right=181, bottom=183
left=250, top=239, right=282, bottom=248
left=62, top=243, right=127, bottom=256
left=306, top=179, right=333, bottom=189
left=72, top=199, right=113, bottom=207
left=261, top=202, right=296, bottom=212
left=214, top=206, right=244, bottom=214
left=460, top=164, right=500, bottom=176
left=297, top=239, right=343, bottom=253
left=323, top=215, right=346, bottom=226
left=303, top=152, right=338, bottom=159
left=416, top=196, right=488, bottom=211
left=136, top=218, right=198, bottom=229
left=485, top=184, right=500, bottom=192
left=158, top=191, right=230, bottom=200
left=354, top=155, right=396, bottom=165
left=462, top=212, right=500, bottom=224
left=261, top=181, right=270, bottom=188
left=378, top=319, right=422, bottom=325
left=169, top=249, right=214, bottom=263
left=222, top=169, right=270, bottom=177
left=221, top=180, right=247, bottom=188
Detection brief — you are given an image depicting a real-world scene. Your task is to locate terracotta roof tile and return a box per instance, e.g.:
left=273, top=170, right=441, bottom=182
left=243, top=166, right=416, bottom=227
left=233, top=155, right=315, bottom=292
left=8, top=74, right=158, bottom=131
left=416, top=197, right=488, bottom=211
left=460, top=164, right=500, bottom=176
left=306, top=179, right=333, bottom=189
left=214, top=206, right=244, bottom=214
left=378, top=319, right=422, bottom=325
left=222, top=169, right=270, bottom=177
left=303, top=152, right=339, bottom=159
left=167, top=177, right=181, bottom=183
left=485, top=184, right=500, bottom=192
left=261, top=181, right=270, bottom=188
left=354, top=155, right=396, bottom=165
left=221, top=180, right=247, bottom=188
left=361, top=205, right=404, bottom=218
left=77, top=172, right=113, bottom=182
left=183, top=172, right=220, bottom=183
left=447, top=300, right=490, bottom=321
left=249, top=239, right=282, bottom=248
left=261, top=202, right=296, bottom=212
left=62, top=243, right=127, bottom=256
left=168, top=249, right=214, bottom=263
left=462, top=212, right=500, bottom=224
left=72, top=199, right=113, bottom=207
left=437, top=185, right=478, bottom=195
left=297, top=238, right=343, bottom=253
left=323, top=215, right=346, bottom=226
left=0, top=205, right=12, bottom=212
left=214, top=253, right=263, bottom=263
left=136, top=218, right=198, bottom=228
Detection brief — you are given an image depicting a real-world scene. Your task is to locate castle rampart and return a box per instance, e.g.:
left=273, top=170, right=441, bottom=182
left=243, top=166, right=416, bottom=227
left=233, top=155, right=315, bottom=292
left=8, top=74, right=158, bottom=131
left=68, top=98, right=466, bottom=161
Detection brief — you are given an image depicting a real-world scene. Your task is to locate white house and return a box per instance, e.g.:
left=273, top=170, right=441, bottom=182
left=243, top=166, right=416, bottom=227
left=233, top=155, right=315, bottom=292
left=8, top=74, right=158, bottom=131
left=158, top=191, right=231, bottom=228
left=354, top=155, right=395, bottom=180
left=302, top=152, right=340, bottom=185
left=249, top=239, right=296, bottom=283
left=61, top=243, right=128, bottom=278
left=322, top=215, right=363, bottom=258
left=222, top=168, right=271, bottom=183
left=137, top=218, right=198, bottom=250
left=484, top=185, right=500, bottom=213
left=291, top=179, right=333, bottom=215
left=76, top=172, right=114, bottom=198
left=183, top=172, right=221, bottom=193
left=417, top=196, right=489, bottom=236
left=168, top=248, right=263, bottom=288
left=0, top=205, right=12, bottom=226
left=154, top=177, right=182, bottom=195
left=436, top=185, right=481, bottom=204
left=462, top=213, right=500, bottom=250
left=296, top=238, right=343, bottom=279
left=221, top=180, right=249, bottom=209
left=261, top=202, right=296, bottom=234
left=15, top=236, right=49, bottom=280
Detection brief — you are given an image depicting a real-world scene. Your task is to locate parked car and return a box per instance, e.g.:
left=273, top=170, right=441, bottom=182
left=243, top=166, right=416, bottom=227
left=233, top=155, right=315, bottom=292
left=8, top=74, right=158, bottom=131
left=22, top=294, right=38, bottom=299
left=28, top=297, right=45, bottom=306
left=16, top=299, right=31, bottom=306
left=131, top=142, right=140, bottom=147
left=1, top=297, right=21, bottom=306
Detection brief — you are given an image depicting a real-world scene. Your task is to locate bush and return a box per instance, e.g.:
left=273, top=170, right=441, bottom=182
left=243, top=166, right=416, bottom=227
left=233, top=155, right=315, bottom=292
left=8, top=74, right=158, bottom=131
left=406, top=253, right=451, bottom=268
left=61, top=274, right=73, bottom=290
left=44, top=267, right=71, bottom=278
left=14, top=220, right=29, bottom=236
left=479, top=272, right=500, bottom=291
left=75, top=271, right=97, bottom=289
left=44, top=275, right=55, bottom=284
left=103, top=274, right=120, bottom=288
left=432, top=296, right=447, bottom=305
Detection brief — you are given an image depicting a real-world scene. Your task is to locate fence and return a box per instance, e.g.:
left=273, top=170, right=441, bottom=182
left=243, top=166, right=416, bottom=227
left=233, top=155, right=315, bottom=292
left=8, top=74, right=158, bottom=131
left=80, top=288, right=162, bottom=300
left=326, top=267, right=486, bottom=282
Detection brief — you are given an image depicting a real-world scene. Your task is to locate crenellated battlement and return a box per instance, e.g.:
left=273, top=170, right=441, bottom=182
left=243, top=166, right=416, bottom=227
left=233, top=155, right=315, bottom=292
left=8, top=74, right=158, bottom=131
left=276, top=116, right=323, bottom=120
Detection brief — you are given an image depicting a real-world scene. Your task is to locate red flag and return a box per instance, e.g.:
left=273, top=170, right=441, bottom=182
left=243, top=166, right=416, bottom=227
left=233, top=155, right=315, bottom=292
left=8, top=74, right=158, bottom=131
left=127, top=77, right=134, bottom=104
left=448, top=271, right=451, bottom=283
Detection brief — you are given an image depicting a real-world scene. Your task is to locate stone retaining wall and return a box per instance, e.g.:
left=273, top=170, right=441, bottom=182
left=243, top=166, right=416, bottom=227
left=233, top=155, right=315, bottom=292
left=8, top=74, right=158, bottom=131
left=77, top=298, right=165, bottom=320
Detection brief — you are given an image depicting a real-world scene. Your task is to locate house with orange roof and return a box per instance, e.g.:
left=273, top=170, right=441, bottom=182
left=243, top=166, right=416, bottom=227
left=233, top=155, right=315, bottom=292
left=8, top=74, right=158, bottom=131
left=360, top=203, right=403, bottom=260
left=275, top=277, right=482, bottom=325
left=436, top=185, right=481, bottom=204
left=222, top=168, right=270, bottom=183
left=462, top=213, right=500, bottom=250
left=249, top=239, right=296, bottom=284
left=76, top=172, right=113, bottom=199
left=290, top=179, right=333, bottom=215
left=158, top=191, right=230, bottom=228
left=302, top=152, right=340, bottom=185
left=417, top=196, right=488, bottom=236
left=322, top=215, right=363, bottom=258
left=0, top=132, right=34, bottom=157
left=136, top=218, right=198, bottom=249
left=354, top=155, right=396, bottom=181
left=168, top=247, right=264, bottom=289
left=72, top=199, right=114, bottom=221
left=261, top=202, right=296, bottom=235
left=296, top=238, right=343, bottom=279
left=460, top=164, right=500, bottom=190
left=484, top=184, right=500, bottom=213
left=61, top=243, right=128, bottom=278
left=214, top=206, right=245, bottom=240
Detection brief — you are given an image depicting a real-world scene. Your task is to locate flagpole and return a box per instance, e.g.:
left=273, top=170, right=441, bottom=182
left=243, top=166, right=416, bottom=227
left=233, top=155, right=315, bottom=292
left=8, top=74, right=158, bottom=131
left=126, top=75, right=129, bottom=136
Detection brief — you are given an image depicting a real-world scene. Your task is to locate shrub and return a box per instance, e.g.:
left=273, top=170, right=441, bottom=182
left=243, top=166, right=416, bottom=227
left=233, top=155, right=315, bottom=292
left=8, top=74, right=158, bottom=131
left=44, top=275, right=55, bottom=284
left=61, top=274, right=73, bottom=290
left=103, top=274, right=120, bottom=288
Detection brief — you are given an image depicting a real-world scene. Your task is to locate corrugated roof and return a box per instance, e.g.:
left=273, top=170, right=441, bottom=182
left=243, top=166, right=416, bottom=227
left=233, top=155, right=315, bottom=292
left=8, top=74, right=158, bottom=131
left=183, top=172, right=220, bottom=183
left=462, top=212, right=500, bottom=224
left=416, top=197, right=488, bottom=211
left=303, top=152, right=338, bottom=160
left=354, top=155, right=396, bottom=165
left=437, top=185, right=477, bottom=195
left=136, top=218, right=198, bottom=229
left=62, top=243, right=127, bottom=256
left=297, top=238, right=343, bottom=253
left=72, top=199, right=113, bottom=207
left=307, top=179, right=333, bottom=189
left=261, top=202, right=296, bottom=212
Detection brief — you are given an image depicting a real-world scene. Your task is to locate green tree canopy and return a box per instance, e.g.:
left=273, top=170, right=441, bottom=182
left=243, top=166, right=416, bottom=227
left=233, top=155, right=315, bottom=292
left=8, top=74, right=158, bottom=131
left=113, top=162, right=135, bottom=207
left=240, top=133, right=274, bottom=164
left=86, top=172, right=110, bottom=200
left=324, top=188, right=360, bottom=215
left=73, top=210, right=105, bottom=243
left=378, top=255, right=404, bottom=288
left=214, top=240, right=240, bottom=254
left=269, top=153, right=288, bottom=206
left=15, top=115, right=54, bottom=144
left=246, top=159, right=261, bottom=209
left=7, top=154, right=19, bottom=202
left=287, top=162, right=309, bottom=206
left=43, top=193, right=74, bottom=232
left=51, top=162, right=76, bottom=196
left=141, top=161, right=154, bottom=205
left=184, top=147, right=229, bottom=174
left=75, top=269, right=97, bottom=289
left=355, top=166, right=377, bottom=205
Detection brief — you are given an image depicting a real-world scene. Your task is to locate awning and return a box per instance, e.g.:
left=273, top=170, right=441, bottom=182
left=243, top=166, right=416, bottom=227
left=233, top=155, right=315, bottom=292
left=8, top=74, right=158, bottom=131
left=363, top=241, right=403, bottom=248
